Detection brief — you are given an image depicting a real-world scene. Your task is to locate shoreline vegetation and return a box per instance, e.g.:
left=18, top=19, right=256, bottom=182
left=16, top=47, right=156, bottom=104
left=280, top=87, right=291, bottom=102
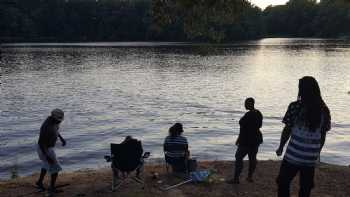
left=1, top=160, right=349, bottom=197
left=1, top=0, right=350, bottom=43
left=0, top=37, right=350, bottom=45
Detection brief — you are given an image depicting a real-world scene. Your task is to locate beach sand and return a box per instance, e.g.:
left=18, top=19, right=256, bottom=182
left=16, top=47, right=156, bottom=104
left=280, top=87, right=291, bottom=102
left=0, top=160, right=349, bottom=197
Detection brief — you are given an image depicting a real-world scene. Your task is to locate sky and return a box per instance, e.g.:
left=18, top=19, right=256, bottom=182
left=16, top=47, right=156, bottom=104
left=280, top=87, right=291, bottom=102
left=249, top=0, right=289, bottom=9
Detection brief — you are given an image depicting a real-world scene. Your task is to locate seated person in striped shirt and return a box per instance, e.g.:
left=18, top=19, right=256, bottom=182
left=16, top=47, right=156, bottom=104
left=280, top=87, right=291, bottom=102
left=163, top=123, right=190, bottom=173
left=276, top=76, right=331, bottom=197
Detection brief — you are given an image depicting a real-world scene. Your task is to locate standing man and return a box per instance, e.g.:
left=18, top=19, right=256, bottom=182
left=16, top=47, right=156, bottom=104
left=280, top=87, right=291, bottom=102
left=276, top=76, right=331, bottom=197
left=35, top=109, right=66, bottom=194
left=230, top=97, right=263, bottom=184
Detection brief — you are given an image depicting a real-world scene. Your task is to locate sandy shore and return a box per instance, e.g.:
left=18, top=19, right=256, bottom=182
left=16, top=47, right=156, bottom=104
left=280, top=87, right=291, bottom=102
left=0, top=160, right=349, bottom=197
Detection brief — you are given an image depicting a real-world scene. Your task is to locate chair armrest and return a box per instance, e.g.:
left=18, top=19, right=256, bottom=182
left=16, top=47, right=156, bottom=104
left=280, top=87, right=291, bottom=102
left=142, top=152, right=150, bottom=159
left=104, top=154, right=115, bottom=162
left=104, top=155, right=111, bottom=162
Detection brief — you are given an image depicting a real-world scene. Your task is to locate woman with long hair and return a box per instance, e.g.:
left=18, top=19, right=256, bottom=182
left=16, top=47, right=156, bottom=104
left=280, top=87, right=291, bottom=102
left=163, top=123, right=190, bottom=173
left=276, top=76, right=331, bottom=197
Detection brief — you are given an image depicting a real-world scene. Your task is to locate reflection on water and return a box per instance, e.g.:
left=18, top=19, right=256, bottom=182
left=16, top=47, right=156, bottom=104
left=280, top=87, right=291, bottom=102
left=1, top=38, right=350, bottom=179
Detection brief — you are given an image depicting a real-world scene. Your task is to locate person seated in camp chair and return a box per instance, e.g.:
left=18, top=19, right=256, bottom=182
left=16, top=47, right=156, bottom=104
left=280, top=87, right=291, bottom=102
left=163, top=123, right=191, bottom=173
left=112, top=136, right=144, bottom=178
left=105, top=136, right=150, bottom=191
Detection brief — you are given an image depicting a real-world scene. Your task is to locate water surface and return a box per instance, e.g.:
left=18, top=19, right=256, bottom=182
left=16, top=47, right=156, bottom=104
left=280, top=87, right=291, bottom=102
left=1, top=38, right=350, bottom=179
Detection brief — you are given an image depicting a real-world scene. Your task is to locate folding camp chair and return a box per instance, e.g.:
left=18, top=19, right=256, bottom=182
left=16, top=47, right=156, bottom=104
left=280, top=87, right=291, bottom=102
left=104, top=140, right=150, bottom=191
left=163, top=143, right=189, bottom=174
left=164, top=153, right=188, bottom=174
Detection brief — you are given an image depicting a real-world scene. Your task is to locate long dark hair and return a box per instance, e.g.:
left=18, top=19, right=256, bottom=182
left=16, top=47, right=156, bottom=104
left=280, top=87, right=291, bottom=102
left=169, top=123, right=184, bottom=137
left=298, top=76, right=328, bottom=130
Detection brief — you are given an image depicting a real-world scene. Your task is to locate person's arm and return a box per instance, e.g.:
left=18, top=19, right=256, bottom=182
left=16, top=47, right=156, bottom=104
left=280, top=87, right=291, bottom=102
left=184, top=138, right=190, bottom=158
left=58, top=133, right=66, bottom=146
left=235, top=137, right=240, bottom=146
left=276, top=102, right=296, bottom=156
left=258, top=111, right=263, bottom=129
left=239, top=113, right=247, bottom=126
left=276, top=126, right=292, bottom=156
left=320, top=132, right=326, bottom=152
left=320, top=106, right=331, bottom=152
left=236, top=114, right=247, bottom=145
left=163, top=137, right=168, bottom=152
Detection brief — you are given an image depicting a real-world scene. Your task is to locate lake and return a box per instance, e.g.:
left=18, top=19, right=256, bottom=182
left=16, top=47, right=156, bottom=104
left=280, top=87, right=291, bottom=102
left=0, top=38, right=350, bottom=180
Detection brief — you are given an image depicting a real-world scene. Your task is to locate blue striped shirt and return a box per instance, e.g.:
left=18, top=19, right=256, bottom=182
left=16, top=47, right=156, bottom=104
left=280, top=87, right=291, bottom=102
left=164, top=135, right=188, bottom=158
left=282, top=101, right=330, bottom=166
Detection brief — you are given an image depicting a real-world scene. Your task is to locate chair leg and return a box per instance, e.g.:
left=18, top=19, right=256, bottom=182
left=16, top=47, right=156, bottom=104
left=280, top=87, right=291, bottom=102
left=112, top=168, right=119, bottom=192
left=114, top=179, right=126, bottom=191
left=112, top=171, right=116, bottom=191
left=112, top=174, right=127, bottom=192
left=165, top=161, right=169, bottom=174
left=132, top=176, right=145, bottom=190
left=136, top=164, right=144, bottom=178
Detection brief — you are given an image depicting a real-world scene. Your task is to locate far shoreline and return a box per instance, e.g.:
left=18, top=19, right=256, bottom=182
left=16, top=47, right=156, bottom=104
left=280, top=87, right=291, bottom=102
left=1, top=37, right=349, bottom=48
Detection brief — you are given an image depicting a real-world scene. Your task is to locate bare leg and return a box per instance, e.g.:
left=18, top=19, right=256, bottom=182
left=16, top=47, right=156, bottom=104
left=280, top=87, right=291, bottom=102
left=36, top=168, right=46, bottom=190
left=247, top=146, right=259, bottom=182
left=37, top=168, right=47, bottom=183
left=233, top=146, right=248, bottom=184
left=50, top=173, right=58, bottom=190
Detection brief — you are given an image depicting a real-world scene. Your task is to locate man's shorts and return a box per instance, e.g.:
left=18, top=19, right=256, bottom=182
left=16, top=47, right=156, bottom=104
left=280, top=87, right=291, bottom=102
left=37, top=145, right=62, bottom=174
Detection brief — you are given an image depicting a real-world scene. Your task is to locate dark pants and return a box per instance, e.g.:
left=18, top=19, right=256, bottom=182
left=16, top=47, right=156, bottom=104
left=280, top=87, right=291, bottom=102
left=234, top=145, right=259, bottom=179
left=276, top=160, right=315, bottom=197
left=166, top=156, right=188, bottom=173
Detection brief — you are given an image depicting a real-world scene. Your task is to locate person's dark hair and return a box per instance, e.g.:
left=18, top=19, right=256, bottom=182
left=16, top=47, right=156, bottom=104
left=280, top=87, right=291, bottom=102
left=298, top=76, right=329, bottom=131
left=245, top=97, right=255, bottom=105
left=169, top=123, right=184, bottom=137
left=125, top=135, right=132, bottom=141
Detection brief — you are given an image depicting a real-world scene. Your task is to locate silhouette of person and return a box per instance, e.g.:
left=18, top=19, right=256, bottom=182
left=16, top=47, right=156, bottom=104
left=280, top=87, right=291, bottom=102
left=36, top=109, right=66, bottom=194
left=115, top=135, right=143, bottom=178
left=163, top=123, right=190, bottom=173
left=229, top=97, right=263, bottom=184
left=276, top=76, right=331, bottom=197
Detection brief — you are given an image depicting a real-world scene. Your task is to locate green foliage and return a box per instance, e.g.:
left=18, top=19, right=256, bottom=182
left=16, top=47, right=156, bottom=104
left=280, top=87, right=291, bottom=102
left=0, top=0, right=350, bottom=42
left=263, top=0, right=350, bottom=38
left=152, top=0, right=258, bottom=42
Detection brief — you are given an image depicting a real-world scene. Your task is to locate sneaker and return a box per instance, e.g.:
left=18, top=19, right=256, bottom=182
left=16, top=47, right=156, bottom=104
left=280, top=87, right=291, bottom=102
left=34, top=181, right=45, bottom=192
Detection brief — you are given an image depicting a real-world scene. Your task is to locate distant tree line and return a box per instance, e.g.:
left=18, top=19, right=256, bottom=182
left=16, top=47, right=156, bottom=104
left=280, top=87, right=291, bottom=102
left=0, top=0, right=349, bottom=43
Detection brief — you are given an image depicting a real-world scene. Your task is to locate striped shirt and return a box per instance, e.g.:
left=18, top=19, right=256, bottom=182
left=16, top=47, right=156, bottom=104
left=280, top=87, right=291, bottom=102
left=163, top=135, right=188, bottom=158
left=283, top=101, right=331, bottom=166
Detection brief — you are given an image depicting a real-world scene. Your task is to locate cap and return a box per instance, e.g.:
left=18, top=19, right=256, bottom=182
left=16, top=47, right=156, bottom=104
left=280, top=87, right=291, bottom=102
left=51, top=108, right=64, bottom=121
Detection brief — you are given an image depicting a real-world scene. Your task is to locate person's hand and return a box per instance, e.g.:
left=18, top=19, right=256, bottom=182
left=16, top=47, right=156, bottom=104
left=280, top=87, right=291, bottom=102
left=61, top=139, right=66, bottom=146
left=276, top=147, right=283, bottom=156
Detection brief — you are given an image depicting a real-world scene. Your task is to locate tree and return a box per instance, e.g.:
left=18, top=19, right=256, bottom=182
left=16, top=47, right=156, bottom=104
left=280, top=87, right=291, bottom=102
left=152, top=0, right=253, bottom=42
